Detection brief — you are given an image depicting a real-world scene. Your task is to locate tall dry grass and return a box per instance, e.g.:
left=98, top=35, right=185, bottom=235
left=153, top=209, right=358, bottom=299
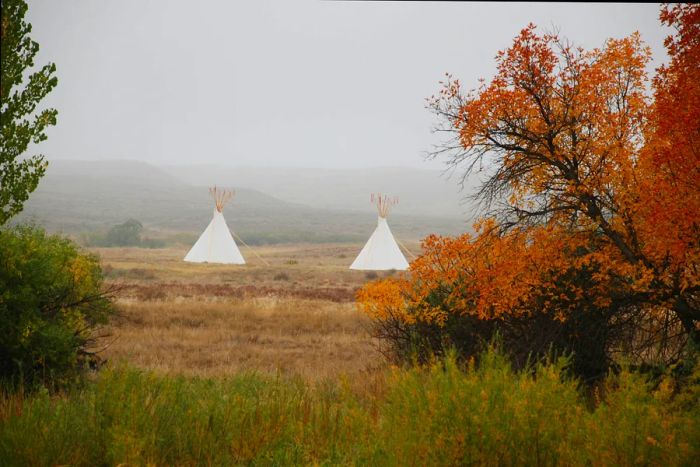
left=99, top=297, right=380, bottom=380
left=91, top=244, right=397, bottom=380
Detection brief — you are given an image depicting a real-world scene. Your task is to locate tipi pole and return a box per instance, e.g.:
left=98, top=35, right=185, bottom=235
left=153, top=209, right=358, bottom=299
left=231, top=231, right=271, bottom=266
left=395, top=238, right=418, bottom=260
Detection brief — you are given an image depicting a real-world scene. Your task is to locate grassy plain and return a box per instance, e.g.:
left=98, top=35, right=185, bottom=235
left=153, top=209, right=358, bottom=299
left=3, top=245, right=700, bottom=465
left=93, top=244, right=413, bottom=379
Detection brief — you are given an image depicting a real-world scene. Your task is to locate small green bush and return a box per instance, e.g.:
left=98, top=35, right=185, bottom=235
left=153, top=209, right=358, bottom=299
left=105, top=219, right=142, bottom=246
left=0, top=225, right=114, bottom=390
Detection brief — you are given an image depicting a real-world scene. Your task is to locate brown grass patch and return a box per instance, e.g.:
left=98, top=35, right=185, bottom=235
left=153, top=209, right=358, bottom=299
left=99, top=297, right=381, bottom=380
left=89, top=244, right=417, bottom=379
left=120, top=282, right=357, bottom=303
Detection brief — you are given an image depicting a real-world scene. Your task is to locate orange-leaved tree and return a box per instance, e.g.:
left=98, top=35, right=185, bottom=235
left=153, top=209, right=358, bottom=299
left=358, top=5, right=699, bottom=375
left=359, top=219, right=649, bottom=377
left=636, top=4, right=700, bottom=341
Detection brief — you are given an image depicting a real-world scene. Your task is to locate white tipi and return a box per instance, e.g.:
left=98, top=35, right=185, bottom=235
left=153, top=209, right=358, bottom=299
left=350, top=193, right=409, bottom=271
left=184, top=187, right=245, bottom=264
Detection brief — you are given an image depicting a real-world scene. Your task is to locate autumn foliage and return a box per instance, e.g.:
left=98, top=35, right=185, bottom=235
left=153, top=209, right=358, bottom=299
left=358, top=4, right=699, bottom=378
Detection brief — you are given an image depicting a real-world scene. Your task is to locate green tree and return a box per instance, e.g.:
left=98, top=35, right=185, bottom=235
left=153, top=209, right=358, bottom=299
left=105, top=219, right=144, bottom=246
left=0, top=0, right=58, bottom=225
left=0, top=226, right=114, bottom=390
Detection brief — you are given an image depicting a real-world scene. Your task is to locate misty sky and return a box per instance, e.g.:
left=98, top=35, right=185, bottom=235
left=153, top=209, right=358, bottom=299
left=28, top=1, right=669, bottom=169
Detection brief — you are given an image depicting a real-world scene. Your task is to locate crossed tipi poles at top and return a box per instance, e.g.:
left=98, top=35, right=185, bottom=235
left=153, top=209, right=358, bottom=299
left=209, top=186, right=234, bottom=212
left=371, top=193, right=399, bottom=218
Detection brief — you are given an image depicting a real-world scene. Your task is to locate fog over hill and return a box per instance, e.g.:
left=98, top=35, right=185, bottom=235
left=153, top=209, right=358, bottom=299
left=162, top=164, right=478, bottom=219
left=16, top=160, right=476, bottom=243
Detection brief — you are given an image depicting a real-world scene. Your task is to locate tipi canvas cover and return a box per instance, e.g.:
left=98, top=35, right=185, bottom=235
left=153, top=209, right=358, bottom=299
left=350, top=194, right=408, bottom=271
left=184, top=187, right=245, bottom=264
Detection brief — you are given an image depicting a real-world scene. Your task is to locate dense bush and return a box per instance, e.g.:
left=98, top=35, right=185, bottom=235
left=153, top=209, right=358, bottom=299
left=1, top=347, right=698, bottom=465
left=0, top=225, right=114, bottom=389
left=358, top=232, right=690, bottom=382
left=105, top=218, right=143, bottom=246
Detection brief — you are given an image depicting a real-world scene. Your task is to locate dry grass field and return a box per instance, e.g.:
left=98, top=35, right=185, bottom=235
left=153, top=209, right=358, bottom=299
left=93, top=243, right=419, bottom=379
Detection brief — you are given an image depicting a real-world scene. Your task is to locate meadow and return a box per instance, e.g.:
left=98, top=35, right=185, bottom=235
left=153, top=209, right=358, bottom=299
left=2, top=244, right=699, bottom=466
left=94, top=244, right=396, bottom=379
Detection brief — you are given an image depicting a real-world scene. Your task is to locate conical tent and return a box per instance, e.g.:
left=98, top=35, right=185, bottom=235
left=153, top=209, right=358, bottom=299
left=184, top=187, right=245, bottom=264
left=350, top=194, right=409, bottom=271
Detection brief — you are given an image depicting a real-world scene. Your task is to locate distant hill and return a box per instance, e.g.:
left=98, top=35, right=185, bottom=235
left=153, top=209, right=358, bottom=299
left=161, top=164, right=479, bottom=219
left=15, top=160, right=474, bottom=243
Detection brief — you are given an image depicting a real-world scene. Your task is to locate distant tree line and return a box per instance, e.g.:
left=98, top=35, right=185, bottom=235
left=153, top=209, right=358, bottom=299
left=82, top=219, right=165, bottom=248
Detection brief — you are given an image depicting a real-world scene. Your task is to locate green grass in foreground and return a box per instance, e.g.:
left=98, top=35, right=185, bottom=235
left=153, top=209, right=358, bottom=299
left=1, top=349, right=699, bottom=466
